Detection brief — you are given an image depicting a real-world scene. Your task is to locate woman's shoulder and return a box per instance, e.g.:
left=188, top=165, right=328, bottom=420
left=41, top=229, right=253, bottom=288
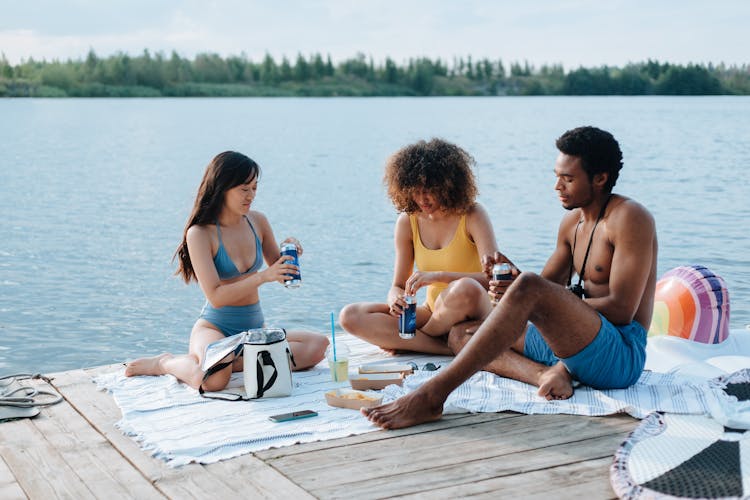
left=394, top=212, right=414, bottom=237
left=186, top=223, right=216, bottom=248
left=246, top=210, right=270, bottom=227
left=396, top=212, right=414, bottom=228
left=465, top=202, right=491, bottom=222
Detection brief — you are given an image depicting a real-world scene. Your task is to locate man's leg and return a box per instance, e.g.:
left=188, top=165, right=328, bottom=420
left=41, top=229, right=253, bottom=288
left=363, top=272, right=603, bottom=429
left=447, top=321, right=574, bottom=400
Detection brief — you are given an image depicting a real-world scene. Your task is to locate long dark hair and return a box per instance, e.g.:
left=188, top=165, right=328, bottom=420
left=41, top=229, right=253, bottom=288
left=174, top=151, right=260, bottom=283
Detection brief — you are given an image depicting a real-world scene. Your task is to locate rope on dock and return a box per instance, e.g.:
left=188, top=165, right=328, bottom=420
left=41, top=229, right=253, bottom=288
left=0, top=373, right=63, bottom=408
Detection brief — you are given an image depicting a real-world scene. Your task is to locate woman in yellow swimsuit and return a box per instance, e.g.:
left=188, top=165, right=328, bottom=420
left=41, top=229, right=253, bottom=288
left=339, top=139, right=500, bottom=354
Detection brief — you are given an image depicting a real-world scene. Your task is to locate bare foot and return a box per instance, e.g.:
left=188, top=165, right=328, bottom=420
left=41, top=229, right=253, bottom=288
left=124, top=353, right=172, bottom=377
left=361, top=386, right=444, bottom=429
left=537, top=362, right=573, bottom=400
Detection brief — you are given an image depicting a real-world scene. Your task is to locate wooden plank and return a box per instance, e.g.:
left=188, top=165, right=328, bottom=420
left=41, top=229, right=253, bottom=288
left=48, top=368, right=170, bottom=482
left=22, top=376, right=163, bottom=499
left=312, top=433, right=627, bottom=498
left=205, top=454, right=315, bottom=499
left=255, top=412, right=519, bottom=460
left=268, top=413, right=634, bottom=484
left=403, top=456, right=618, bottom=499
left=0, top=456, right=27, bottom=500
left=50, top=368, right=238, bottom=498
left=53, top=366, right=308, bottom=499
left=0, top=417, right=97, bottom=499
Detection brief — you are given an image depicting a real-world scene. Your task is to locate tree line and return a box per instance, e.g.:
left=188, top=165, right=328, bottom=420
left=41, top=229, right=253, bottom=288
left=1, top=50, right=748, bottom=97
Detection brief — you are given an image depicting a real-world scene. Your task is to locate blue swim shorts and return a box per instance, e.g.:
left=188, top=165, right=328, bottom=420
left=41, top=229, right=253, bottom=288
left=523, top=313, right=647, bottom=389
left=199, top=301, right=265, bottom=337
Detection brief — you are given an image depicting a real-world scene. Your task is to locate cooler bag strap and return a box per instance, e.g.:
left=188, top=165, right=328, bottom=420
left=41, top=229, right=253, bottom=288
left=287, top=346, right=296, bottom=368
left=255, top=350, right=278, bottom=398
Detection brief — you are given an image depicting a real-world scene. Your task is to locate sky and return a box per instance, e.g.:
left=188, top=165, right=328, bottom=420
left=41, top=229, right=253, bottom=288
left=1, top=0, right=748, bottom=69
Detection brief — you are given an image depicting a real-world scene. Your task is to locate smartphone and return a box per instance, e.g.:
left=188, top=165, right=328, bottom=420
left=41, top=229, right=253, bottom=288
left=268, top=410, right=318, bottom=422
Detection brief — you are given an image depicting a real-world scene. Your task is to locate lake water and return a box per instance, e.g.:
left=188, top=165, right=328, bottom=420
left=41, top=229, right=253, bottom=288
left=1, top=97, right=749, bottom=374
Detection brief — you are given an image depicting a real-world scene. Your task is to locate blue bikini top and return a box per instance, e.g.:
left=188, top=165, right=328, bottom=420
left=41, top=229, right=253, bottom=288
left=214, top=216, right=263, bottom=279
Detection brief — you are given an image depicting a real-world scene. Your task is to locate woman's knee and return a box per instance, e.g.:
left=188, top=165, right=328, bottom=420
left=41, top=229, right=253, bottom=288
left=311, top=333, right=329, bottom=359
left=290, top=332, right=328, bottom=369
left=200, top=369, right=231, bottom=392
left=339, top=303, right=362, bottom=332
left=443, top=277, right=486, bottom=308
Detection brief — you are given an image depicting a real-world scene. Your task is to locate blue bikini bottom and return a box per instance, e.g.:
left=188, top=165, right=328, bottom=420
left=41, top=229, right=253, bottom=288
left=199, top=301, right=265, bottom=337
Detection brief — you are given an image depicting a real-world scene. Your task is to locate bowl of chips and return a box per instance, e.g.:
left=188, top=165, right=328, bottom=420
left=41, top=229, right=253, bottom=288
left=325, top=388, right=383, bottom=410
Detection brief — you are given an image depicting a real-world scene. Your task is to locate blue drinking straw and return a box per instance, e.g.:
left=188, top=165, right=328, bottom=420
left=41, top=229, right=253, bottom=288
left=330, top=311, right=337, bottom=361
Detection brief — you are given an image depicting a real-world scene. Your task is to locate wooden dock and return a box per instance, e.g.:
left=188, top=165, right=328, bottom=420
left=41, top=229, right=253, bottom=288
left=1, top=365, right=638, bottom=499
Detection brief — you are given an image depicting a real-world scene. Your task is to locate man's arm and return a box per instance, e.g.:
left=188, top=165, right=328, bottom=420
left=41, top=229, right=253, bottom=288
left=540, top=214, right=575, bottom=285
left=585, top=202, right=655, bottom=325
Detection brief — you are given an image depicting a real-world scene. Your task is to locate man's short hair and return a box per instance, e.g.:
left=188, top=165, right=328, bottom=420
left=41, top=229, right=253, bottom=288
left=556, top=126, right=623, bottom=193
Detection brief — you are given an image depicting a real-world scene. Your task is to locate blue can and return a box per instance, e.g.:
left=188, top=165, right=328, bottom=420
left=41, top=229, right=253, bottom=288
left=399, top=295, right=417, bottom=339
left=280, top=242, right=301, bottom=288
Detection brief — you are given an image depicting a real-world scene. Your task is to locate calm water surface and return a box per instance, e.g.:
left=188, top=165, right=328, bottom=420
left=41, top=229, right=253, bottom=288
left=1, top=97, right=748, bottom=373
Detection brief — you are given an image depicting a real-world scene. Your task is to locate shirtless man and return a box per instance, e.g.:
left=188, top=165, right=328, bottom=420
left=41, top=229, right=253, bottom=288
left=364, top=126, right=658, bottom=429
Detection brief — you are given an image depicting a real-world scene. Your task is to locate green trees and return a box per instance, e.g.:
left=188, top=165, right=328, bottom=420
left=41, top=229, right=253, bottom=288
left=0, top=50, right=747, bottom=97
left=655, top=65, right=723, bottom=95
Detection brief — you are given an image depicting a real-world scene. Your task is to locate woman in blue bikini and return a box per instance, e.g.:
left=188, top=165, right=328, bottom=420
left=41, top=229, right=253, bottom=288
left=125, top=151, right=328, bottom=390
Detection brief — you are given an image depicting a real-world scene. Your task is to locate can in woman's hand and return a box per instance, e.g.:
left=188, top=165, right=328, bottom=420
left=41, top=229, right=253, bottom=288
left=399, top=295, right=417, bottom=339
left=280, top=242, right=302, bottom=288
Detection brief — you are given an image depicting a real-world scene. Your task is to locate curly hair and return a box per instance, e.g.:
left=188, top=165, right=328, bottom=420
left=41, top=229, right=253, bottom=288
left=383, top=138, right=478, bottom=214
left=556, top=126, right=623, bottom=193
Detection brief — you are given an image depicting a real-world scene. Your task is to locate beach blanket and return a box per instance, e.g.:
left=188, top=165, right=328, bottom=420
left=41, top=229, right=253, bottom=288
left=96, top=333, right=749, bottom=467
left=95, top=337, right=451, bottom=467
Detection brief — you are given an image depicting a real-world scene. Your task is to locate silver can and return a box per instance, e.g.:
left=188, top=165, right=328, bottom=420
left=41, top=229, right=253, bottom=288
left=491, top=262, right=512, bottom=304
left=492, top=262, right=512, bottom=281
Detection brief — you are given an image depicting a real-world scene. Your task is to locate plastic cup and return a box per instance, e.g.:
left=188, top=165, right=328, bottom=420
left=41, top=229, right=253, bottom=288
left=325, top=343, right=350, bottom=382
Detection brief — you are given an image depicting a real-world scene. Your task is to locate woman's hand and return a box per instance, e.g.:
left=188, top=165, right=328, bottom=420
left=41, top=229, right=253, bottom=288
left=280, top=236, right=303, bottom=256
left=404, top=271, right=439, bottom=295
left=387, top=287, right=407, bottom=317
left=261, top=254, right=299, bottom=284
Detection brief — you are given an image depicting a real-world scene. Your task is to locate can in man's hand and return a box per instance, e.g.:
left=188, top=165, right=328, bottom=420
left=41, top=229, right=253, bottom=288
left=491, top=262, right=512, bottom=304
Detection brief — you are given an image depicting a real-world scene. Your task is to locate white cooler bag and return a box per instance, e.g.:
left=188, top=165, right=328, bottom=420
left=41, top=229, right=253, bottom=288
left=242, top=328, right=294, bottom=398
left=200, top=328, right=295, bottom=400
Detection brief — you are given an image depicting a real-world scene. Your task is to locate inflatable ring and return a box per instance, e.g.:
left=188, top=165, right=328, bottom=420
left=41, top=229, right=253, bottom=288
left=649, top=265, right=730, bottom=344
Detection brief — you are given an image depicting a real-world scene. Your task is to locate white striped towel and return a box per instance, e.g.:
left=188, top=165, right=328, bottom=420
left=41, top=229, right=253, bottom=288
left=382, top=369, right=732, bottom=419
